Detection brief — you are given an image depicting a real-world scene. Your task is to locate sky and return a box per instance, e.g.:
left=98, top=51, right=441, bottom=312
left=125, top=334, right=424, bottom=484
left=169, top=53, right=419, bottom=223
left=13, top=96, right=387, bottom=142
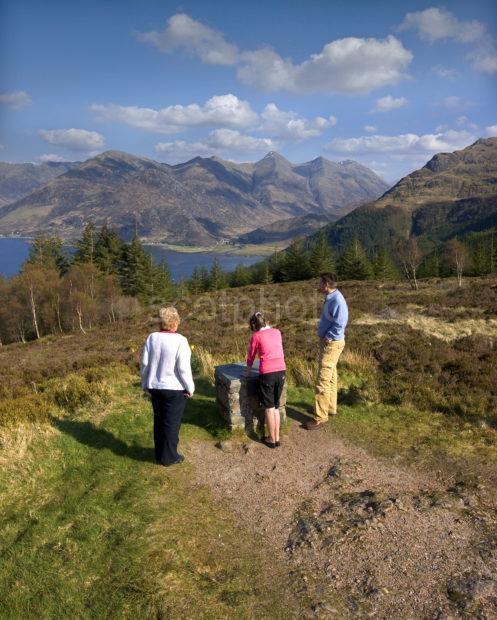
left=1, top=0, right=496, bottom=182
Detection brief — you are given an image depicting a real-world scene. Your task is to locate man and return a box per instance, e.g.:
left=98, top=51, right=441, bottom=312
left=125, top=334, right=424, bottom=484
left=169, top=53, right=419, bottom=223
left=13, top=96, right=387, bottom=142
left=304, top=272, right=348, bottom=430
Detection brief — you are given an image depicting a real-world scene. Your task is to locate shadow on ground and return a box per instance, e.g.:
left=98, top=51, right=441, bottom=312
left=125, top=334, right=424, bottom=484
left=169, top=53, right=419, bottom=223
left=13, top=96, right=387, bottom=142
left=55, top=377, right=229, bottom=460
left=54, top=418, right=156, bottom=463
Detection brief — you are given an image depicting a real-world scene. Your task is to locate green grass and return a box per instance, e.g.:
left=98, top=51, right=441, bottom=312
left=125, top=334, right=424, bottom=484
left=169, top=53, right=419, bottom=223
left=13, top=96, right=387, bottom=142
left=0, top=371, right=298, bottom=619
left=288, top=385, right=497, bottom=477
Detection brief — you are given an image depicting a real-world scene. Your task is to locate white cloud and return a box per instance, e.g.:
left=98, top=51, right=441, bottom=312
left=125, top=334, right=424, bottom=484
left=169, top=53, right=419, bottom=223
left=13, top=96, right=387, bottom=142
left=468, top=41, right=497, bottom=74
left=399, top=7, right=484, bottom=43
left=260, top=103, right=336, bottom=140
left=364, top=125, right=378, bottom=133
left=431, top=65, right=458, bottom=80
left=39, top=128, right=105, bottom=152
left=326, top=129, right=475, bottom=156
left=438, top=96, right=474, bottom=110
left=135, top=13, right=239, bottom=65
left=136, top=15, right=412, bottom=95
left=155, top=129, right=274, bottom=161
left=400, top=7, right=497, bottom=75
left=371, top=95, right=407, bottom=113
left=38, top=153, right=67, bottom=163
left=486, top=125, right=497, bottom=137
left=0, top=90, right=31, bottom=110
left=238, top=36, right=412, bottom=94
left=91, top=94, right=257, bottom=133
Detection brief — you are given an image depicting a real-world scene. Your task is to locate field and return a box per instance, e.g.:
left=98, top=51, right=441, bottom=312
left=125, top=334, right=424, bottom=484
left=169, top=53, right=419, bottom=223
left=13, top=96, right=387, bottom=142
left=1, top=276, right=496, bottom=618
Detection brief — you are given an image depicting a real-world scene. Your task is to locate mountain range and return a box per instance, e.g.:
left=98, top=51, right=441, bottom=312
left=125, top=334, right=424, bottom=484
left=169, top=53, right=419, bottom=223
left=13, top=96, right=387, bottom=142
left=315, top=137, right=497, bottom=252
left=0, top=151, right=388, bottom=245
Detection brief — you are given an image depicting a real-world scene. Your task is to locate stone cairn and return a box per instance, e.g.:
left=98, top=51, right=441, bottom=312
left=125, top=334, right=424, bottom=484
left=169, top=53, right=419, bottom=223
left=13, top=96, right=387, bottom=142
left=214, top=362, right=287, bottom=433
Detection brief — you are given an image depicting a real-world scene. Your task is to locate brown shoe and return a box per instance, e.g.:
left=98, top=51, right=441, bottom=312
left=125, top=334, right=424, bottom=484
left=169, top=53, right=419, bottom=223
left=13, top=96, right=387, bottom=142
left=304, top=418, right=327, bottom=430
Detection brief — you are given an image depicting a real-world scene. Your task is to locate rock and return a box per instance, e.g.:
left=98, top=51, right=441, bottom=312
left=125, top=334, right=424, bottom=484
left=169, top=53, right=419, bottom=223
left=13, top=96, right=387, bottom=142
left=215, top=440, right=233, bottom=453
left=242, top=443, right=254, bottom=455
left=447, top=573, right=497, bottom=608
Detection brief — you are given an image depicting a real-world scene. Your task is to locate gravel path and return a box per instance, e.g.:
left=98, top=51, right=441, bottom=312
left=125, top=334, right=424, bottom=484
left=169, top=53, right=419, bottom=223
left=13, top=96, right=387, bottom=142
left=187, top=417, right=497, bottom=619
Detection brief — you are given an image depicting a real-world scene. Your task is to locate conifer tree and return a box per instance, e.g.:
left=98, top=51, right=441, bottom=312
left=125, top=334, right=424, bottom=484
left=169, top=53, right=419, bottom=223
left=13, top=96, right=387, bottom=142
left=309, top=232, right=335, bottom=277
left=372, top=246, right=398, bottom=280
left=208, top=259, right=227, bottom=290
left=188, top=267, right=204, bottom=294
left=95, top=224, right=124, bottom=274
left=339, top=238, right=373, bottom=280
left=151, top=261, right=175, bottom=301
left=120, top=234, right=152, bottom=300
left=281, top=238, right=312, bottom=281
left=74, top=221, right=97, bottom=265
left=230, top=263, right=251, bottom=287
left=26, top=234, right=68, bottom=275
left=250, top=261, right=272, bottom=285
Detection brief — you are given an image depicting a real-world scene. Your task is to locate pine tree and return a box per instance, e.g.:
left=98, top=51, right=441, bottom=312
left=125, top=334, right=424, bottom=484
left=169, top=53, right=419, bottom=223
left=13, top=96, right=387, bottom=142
left=281, top=238, right=312, bottom=281
left=309, top=232, right=335, bottom=277
left=152, top=261, right=175, bottom=301
left=372, top=246, right=398, bottom=280
left=419, top=250, right=440, bottom=278
left=250, top=261, right=272, bottom=285
left=339, top=238, right=373, bottom=280
left=95, top=224, right=124, bottom=275
left=208, top=259, right=227, bottom=290
left=267, top=252, right=286, bottom=283
left=120, top=234, right=153, bottom=300
left=230, top=263, right=251, bottom=287
left=26, top=234, right=68, bottom=275
left=188, top=267, right=204, bottom=294
left=74, top=222, right=97, bottom=265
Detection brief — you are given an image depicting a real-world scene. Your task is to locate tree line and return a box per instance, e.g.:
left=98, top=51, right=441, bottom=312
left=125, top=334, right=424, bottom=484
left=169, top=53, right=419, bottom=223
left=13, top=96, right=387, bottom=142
left=1, top=223, right=496, bottom=345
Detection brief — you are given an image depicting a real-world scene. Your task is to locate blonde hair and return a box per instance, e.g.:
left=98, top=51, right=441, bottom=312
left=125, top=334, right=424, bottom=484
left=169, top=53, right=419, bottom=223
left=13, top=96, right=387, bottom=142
left=159, top=306, right=180, bottom=330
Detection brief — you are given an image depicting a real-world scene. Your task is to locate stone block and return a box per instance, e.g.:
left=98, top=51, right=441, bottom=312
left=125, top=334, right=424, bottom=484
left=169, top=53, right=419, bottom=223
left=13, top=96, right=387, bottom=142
left=214, top=362, right=287, bottom=432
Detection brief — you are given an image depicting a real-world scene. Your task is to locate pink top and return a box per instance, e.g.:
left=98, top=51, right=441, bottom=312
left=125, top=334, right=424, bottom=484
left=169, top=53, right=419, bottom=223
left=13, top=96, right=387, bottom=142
left=246, top=327, right=286, bottom=375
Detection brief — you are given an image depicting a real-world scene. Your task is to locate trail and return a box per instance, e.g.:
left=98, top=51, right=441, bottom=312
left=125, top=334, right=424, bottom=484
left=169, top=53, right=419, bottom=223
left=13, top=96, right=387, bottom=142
left=187, top=415, right=497, bottom=619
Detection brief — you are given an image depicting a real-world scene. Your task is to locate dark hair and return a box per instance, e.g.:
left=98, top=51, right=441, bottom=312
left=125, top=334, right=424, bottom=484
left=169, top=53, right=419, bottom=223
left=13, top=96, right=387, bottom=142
left=320, top=272, right=338, bottom=288
left=249, top=311, right=266, bottom=331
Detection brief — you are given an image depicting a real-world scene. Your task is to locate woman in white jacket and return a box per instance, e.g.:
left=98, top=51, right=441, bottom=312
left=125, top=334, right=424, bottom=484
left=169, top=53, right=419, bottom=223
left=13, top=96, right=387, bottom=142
left=141, top=306, right=195, bottom=466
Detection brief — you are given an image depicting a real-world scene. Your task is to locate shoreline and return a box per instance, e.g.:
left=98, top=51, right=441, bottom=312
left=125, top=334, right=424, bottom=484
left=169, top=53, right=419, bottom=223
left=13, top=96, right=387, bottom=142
left=0, top=236, right=280, bottom=257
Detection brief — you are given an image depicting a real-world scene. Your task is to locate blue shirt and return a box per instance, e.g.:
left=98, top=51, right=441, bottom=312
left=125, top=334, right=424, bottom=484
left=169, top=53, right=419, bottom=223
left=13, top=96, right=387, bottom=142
left=317, top=289, right=348, bottom=341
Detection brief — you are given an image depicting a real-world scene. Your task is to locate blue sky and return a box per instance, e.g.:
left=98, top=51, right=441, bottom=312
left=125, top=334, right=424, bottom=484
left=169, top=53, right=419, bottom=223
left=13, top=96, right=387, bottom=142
left=1, top=0, right=496, bottom=181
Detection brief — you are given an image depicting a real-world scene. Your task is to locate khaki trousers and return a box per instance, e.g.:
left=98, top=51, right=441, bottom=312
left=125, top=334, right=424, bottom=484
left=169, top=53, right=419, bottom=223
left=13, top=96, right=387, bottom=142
left=314, top=339, right=345, bottom=422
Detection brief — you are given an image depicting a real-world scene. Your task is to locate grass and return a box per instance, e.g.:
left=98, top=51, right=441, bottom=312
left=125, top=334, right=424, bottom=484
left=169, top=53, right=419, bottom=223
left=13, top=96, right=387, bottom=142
left=0, top=369, right=299, bottom=619
left=288, top=385, right=497, bottom=479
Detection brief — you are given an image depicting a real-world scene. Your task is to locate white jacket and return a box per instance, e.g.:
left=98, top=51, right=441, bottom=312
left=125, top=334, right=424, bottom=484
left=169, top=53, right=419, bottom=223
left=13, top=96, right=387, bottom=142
left=141, top=331, right=195, bottom=394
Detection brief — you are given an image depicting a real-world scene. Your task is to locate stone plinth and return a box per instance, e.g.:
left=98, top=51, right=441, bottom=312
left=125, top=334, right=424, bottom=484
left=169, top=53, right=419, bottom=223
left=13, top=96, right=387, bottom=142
left=214, top=362, right=287, bottom=432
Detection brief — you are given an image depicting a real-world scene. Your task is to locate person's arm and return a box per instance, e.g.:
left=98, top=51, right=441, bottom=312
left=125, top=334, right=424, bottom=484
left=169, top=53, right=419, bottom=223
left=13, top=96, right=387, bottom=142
left=246, top=333, right=258, bottom=370
left=177, top=338, right=195, bottom=396
left=140, top=337, right=150, bottom=389
left=324, top=298, right=347, bottom=341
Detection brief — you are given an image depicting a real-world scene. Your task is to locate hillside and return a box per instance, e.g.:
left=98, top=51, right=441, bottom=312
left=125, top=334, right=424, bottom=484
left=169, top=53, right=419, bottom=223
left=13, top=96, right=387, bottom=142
left=316, top=138, right=497, bottom=251
left=0, top=161, right=78, bottom=208
left=1, top=277, right=496, bottom=618
left=0, top=151, right=388, bottom=244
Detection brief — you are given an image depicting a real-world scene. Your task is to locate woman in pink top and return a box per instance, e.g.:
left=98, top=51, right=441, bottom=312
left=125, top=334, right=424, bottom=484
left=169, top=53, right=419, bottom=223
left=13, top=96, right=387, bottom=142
left=246, top=312, right=286, bottom=448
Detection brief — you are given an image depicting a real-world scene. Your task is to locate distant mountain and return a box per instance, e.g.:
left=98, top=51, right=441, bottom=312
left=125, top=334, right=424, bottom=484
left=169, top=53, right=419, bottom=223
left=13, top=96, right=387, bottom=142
left=0, top=161, right=78, bottom=208
left=237, top=213, right=335, bottom=244
left=313, top=138, right=497, bottom=252
left=0, top=150, right=388, bottom=244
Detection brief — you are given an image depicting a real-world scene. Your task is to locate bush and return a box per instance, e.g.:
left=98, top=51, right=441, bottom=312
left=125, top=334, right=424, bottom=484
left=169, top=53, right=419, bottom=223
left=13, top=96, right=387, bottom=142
left=42, top=373, right=111, bottom=414
left=0, top=394, right=57, bottom=427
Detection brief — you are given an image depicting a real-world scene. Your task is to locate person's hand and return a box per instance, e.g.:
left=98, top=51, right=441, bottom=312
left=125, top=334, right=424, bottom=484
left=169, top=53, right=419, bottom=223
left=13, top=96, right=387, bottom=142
left=243, top=367, right=252, bottom=377
left=184, top=392, right=193, bottom=398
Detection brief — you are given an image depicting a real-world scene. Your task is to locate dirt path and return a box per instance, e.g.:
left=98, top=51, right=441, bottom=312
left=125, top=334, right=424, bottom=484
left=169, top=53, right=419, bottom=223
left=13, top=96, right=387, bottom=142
left=187, top=417, right=497, bottom=619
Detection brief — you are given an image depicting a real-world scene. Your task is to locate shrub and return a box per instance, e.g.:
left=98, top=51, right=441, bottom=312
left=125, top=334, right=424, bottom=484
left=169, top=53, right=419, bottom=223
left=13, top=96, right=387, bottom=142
left=42, top=373, right=111, bottom=414
left=0, top=394, right=57, bottom=427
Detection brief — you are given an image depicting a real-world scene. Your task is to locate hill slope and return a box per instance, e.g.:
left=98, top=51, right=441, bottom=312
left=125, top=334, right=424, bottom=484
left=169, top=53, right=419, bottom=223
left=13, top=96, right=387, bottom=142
left=316, top=138, right=497, bottom=251
left=0, top=151, right=388, bottom=243
left=0, top=161, right=78, bottom=208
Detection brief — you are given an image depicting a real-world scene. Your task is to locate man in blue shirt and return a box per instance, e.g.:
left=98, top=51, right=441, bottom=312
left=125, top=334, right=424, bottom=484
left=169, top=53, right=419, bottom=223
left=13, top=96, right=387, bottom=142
left=305, top=272, right=349, bottom=430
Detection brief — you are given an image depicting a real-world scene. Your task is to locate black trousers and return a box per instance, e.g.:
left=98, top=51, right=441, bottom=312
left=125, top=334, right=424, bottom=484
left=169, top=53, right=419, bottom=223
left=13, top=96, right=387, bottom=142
left=149, top=389, right=186, bottom=465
